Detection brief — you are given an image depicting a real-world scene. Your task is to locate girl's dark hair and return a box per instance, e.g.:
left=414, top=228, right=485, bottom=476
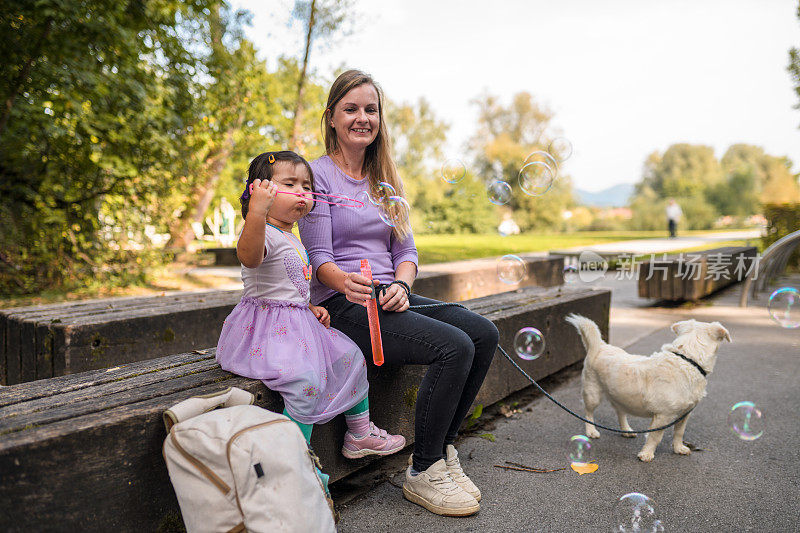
left=240, top=151, right=315, bottom=219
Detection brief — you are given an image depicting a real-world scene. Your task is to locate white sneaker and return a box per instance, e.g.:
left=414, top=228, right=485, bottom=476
left=408, top=447, right=482, bottom=502
left=444, top=444, right=481, bottom=502
left=402, top=459, right=480, bottom=516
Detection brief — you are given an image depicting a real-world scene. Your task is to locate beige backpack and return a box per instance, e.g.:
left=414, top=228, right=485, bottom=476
left=162, top=387, right=337, bottom=533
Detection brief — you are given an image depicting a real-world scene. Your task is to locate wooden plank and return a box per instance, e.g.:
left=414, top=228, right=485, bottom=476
left=0, top=376, right=270, bottom=533
left=5, top=311, right=22, bottom=385
left=0, top=350, right=212, bottom=408
left=637, top=247, right=757, bottom=301
left=34, top=321, right=54, bottom=381
left=637, top=262, right=650, bottom=299
left=0, top=359, right=224, bottom=434
left=19, top=318, right=37, bottom=383
left=0, top=310, right=7, bottom=386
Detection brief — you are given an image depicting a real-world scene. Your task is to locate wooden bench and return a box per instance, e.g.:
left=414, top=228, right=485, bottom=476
left=0, top=285, right=609, bottom=532
left=0, top=256, right=564, bottom=385
left=637, top=246, right=758, bottom=301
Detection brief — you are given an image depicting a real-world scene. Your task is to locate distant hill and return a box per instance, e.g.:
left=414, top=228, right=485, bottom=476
left=574, top=183, right=635, bottom=207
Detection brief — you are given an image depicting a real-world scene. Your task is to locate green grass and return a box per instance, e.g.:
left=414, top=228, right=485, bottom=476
left=414, top=230, right=754, bottom=264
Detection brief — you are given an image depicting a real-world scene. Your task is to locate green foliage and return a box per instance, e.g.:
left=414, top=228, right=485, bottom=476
left=639, top=143, right=723, bottom=198
left=632, top=142, right=800, bottom=233
left=470, top=91, right=574, bottom=231
left=386, top=97, right=497, bottom=234
left=628, top=187, right=665, bottom=231
left=0, top=1, right=330, bottom=295
left=1, top=0, right=213, bottom=294
left=478, top=432, right=496, bottom=442
left=789, top=1, right=800, bottom=126
left=464, top=404, right=483, bottom=430
left=762, top=203, right=800, bottom=269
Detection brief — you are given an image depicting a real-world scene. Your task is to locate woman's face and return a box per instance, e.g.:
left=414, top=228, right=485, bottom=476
left=329, top=83, right=380, bottom=152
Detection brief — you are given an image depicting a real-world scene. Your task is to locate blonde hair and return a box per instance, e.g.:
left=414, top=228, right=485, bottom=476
left=321, top=69, right=411, bottom=240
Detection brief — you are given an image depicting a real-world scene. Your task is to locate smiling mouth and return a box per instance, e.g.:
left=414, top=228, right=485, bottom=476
left=351, top=128, right=371, bottom=134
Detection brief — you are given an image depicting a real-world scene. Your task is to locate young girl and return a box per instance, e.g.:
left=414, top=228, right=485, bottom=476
left=216, top=151, right=405, bottom=463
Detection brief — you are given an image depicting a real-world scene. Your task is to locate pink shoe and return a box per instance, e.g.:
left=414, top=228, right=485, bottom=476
left=342, top=422, right=406, bottom=459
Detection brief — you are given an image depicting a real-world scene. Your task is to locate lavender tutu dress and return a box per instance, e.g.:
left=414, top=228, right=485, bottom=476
left=216, top=224, right=369, bottom=425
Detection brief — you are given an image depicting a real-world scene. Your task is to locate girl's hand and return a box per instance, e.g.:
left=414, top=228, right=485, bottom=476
left=248, top=179, right=278, bottom=217
left=344, top=271, right=379, bottom=307
left=310, top=304, right=330, bottom=328
left=378, top=283, right=409, bottom=312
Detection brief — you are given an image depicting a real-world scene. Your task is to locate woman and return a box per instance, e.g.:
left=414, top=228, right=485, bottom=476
left=299, top=70, right=498, bottom=517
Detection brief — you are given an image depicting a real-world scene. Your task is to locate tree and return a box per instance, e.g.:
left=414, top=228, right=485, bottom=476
left=707, top=144, right=800, bottom=216
left=638, top=143, right=723, bottom=199
left=289, top=0, right=355, bottom=150
left=631, top=143, right=722, bottom=230
left=470, top=91, right=574, bottom=232
left=383, top=97, right=495, bottom=234
left=0, top=0, right=215, bottom=293
left=789, top=1, right=800, bottom=127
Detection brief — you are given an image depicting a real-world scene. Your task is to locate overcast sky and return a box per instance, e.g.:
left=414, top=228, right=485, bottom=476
left=231, top=0, right=800, bottom=192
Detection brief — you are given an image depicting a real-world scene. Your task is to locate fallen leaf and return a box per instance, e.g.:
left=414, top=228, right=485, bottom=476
left=499, top=404, right=516, bottom=417
left=478, top=433, right=496, bottom=442
left=570, top=462, right=599, bottom=475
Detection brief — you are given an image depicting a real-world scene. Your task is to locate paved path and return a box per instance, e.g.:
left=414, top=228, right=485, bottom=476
left=333, top=274, right=799, bottom=532
left=552, top=229, right=761, bottom=255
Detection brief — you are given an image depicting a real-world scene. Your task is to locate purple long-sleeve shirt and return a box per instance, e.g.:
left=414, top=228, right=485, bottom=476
left=298, top=155, right=419, bottom=305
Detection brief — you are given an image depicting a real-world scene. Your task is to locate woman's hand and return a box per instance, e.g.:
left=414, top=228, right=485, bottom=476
left=378, top=283, right=409, bottom=312
left=248, top=179, right=278, bottom=217
left=309, top=304, right=330, bottom=328
left=343, top=271, right=379, bottom=306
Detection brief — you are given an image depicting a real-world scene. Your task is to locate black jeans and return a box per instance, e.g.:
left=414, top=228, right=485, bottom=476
left=321, top=293, right=499, bottom=472
left=668, top=219, right=677, bottom=238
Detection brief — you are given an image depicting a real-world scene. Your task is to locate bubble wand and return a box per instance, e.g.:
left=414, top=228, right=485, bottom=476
left=360, top=259, right=384, bottom=366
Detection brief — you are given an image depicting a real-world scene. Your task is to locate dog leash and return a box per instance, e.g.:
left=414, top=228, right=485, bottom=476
left=408, top=301, right=694, bottom=435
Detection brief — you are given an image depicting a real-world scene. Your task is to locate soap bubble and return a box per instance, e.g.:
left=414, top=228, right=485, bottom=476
left=563, top=265, right=578, bottom=283
left=767, top=287, right=800, bottom=329
left=524, top=150, right=559, bottom=174
left=577, top=250, right=609, bottom=283
left=568, top=435, right=592, bottom=465
left=728, top=401, right=764, bottom=441
left=519, top=161, right=555, bottom=197
left=377, top=196, right=410, bottom=228
left=487, top=180, right=512, bottom=205
left=355, top=190, right=374, bottom=209
left=497, top=254, right=526, bottom=284
left=612, top=493, right=662, bottom=533
left=441, top=159, right=466, bottom=184
left=374, top=182, right=396, bottom=203
left=514, top=327, right=545, bottom=360
left=548, top=137, right=573, bottom=163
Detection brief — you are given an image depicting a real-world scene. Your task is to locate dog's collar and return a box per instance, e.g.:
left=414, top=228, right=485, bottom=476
left=668, top=350, right=708, bottom=377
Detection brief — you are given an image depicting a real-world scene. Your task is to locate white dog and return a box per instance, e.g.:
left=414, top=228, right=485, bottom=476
left=565, top=314, right=731, bottom=462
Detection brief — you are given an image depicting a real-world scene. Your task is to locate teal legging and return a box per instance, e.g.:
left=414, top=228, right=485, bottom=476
left=283, top=396, right=369, bottom=443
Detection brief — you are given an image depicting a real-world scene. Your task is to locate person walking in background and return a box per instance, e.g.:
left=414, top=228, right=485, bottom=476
left=666, top=198, right=683, bottom=238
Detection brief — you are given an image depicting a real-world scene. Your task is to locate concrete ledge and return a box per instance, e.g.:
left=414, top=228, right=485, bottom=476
left=0, top=256, right=563, bottom=385
left=0, top=285, right=609, bottom=532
